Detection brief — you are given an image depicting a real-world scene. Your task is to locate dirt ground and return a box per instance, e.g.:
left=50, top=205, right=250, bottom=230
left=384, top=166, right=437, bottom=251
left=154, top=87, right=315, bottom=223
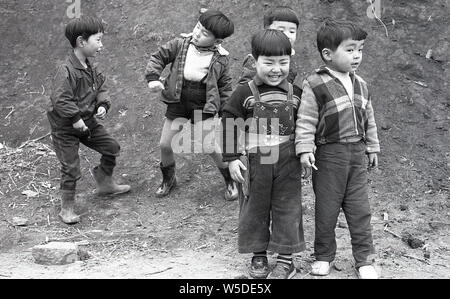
left=0, top=0, right=448, bottom=279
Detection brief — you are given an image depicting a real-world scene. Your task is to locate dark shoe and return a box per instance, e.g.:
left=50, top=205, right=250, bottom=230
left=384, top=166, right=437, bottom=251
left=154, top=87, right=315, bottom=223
left=218, top=167, right=238, bottom=201
left=249, top=256, right=269, bottom=279
left=58, top=190, right=80, bottom=224
left=267, top=262, right=296, bottom=279
left=155, top=162, right=177, bottom=198
left=93, top=166, right=131, bottom=195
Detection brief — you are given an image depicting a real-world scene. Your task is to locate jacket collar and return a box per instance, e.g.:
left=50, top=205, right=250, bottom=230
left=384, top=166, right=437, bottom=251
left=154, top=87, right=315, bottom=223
left=68, top=50, right=92, bottom=70
left=315, top=65, right=356, bottom=80
left=180, top=32, right=229, bottom=56
left=253, top=75, right=290, bottom=92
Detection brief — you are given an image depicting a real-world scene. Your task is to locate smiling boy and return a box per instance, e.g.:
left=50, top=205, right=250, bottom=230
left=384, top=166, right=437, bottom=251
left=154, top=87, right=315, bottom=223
left=222, top=30, right=305, bottom=279
left=238, top=6, right=300, bottom=84
left=295, top=19, right=380, bottom=279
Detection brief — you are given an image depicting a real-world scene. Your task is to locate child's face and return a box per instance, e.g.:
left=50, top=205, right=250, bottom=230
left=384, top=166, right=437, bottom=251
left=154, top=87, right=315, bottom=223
left=326, top=39, right=364, bottom=73
left=268, top=21, right=297, bottom=47
left=255, top=55, right=290, bottom=86
left=192, top=22, right=217, bottom=47
left=79, top=32, right=104, bottom=58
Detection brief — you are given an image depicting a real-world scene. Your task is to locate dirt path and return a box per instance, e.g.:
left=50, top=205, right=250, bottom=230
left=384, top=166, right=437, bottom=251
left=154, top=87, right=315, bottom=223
left=1, top=0, right=449, bottom=279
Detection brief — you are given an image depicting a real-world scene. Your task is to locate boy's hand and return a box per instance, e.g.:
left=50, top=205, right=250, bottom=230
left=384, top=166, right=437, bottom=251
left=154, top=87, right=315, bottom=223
left=229, top=159, right=247, bottom=184
left=148, top=81, right=165, bottom=92
left=300, top=152, right=316, bottom=179
left=72, top=118, right=88, bottom=132
left=96, top=106, right=107, bottom=120
left=367, top=153, right=378, bottom=168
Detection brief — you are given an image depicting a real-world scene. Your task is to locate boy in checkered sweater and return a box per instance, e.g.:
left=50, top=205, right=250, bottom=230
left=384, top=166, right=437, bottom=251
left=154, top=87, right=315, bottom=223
left=295, top=19, right=380, bottom=279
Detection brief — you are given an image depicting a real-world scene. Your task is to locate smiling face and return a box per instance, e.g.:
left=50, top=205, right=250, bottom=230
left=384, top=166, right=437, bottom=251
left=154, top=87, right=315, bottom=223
left=78, top=32, right=104, bottom=58
left=324, top=38, right=365, bottom=73
left=268, top=20, right=297, bottom=47
left=191, top=22, right=218, bottom=47
left=255, top=55, right=290, bottom=86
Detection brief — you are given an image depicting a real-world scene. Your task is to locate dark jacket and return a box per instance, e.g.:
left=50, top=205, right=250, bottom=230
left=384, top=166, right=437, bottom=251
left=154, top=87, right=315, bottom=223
left=145, top=34, right=232, bottom=115
left=47, top=51, right=110, bottom=129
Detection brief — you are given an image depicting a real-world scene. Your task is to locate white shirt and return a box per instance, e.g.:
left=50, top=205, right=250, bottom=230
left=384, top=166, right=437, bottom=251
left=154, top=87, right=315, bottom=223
left=183, top=44, right=214, bottom=82
left=327, top=67, right=354, bottom=100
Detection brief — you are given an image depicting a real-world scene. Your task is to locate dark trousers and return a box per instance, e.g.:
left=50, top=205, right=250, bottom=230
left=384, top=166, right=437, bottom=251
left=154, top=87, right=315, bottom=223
left=312, top=141, right=375, bottom=268
left=238, top=141, right=305, bottom=254
left=51, top=122, right=120, bottom=191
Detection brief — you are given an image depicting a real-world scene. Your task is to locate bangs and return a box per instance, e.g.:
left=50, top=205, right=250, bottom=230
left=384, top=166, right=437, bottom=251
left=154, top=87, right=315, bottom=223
left=65, top=16, right=104, bottom=47
left=317, top=19, right=367, bottom=55
left=251, top=29, right=292, bottom=59
left=264, top=6, right=300, bottom=28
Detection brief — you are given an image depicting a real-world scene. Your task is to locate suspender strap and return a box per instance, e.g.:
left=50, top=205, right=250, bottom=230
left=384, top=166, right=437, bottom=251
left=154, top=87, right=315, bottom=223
left=248, top=80, right=261, bottom=102
left=287, top=82, right=293, bottom=103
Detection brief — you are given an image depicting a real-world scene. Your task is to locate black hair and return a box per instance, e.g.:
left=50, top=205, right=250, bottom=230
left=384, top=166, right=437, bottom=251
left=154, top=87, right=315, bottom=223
left=263, top=6, right=300, bottom=29
left=198, top=10, right=234, bottom=39
left=65, top=16, right=105, bottom=48
left=251, top=29, right=292, bottom=60
left=317, top=18, right=368, bottom=60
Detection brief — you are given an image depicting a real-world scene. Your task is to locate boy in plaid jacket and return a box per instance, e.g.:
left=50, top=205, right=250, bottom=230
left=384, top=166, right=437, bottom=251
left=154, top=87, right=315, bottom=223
left=295, top=19, right=380, bottom=279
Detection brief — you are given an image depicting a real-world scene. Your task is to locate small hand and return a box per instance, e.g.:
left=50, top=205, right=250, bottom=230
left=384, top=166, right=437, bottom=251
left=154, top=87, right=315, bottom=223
left=148, top=81, right=165, bottom=92
left=229, top=159, right=247, bottom=184
left=368, top=153, right=378, bottom=168
left=96, top=106, right=106, bottom=120
left=72, top=118, right=88, bottom=132
left=300, top=152, right=316, bottom=179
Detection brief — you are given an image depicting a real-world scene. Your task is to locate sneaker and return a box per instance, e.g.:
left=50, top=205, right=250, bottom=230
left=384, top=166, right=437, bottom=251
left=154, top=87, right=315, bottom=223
left=248, top=256, right=269, bottom=279
left=267, top=262, right=296, bottom=279
left=357, top=265, right=378, bottom=279
left=311, top=261, right=333, bottom=276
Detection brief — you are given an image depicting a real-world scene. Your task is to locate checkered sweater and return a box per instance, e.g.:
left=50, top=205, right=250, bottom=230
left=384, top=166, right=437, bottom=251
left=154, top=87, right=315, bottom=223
left=295, top=67, right=380, bottom=154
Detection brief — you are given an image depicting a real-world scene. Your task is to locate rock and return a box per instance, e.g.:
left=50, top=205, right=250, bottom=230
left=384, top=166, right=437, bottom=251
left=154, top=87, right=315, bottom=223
left=32, top=242, right=80, bottom=265
left=400, top=204, right=408, bottom=211
left=401, top=233, right=425, bottom=249
left=11, top=217, right=28, bottom=226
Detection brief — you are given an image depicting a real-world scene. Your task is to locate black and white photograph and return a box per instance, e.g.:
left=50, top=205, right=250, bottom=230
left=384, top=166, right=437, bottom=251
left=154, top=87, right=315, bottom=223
left=0, top=0, right=448, bottom=284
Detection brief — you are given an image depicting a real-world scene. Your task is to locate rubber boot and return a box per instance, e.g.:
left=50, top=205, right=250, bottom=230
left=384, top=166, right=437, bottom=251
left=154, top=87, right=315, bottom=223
left=59, top=190, right=80, bottom=224
left=93, top=166, right=131, bottom=195
left=219, top=167, right=238, bottom=201
left=155, top=162, right=177, bottom=198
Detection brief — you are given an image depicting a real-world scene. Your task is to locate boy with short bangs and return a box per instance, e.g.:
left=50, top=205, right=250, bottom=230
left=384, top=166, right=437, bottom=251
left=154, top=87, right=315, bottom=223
left=238, top=6, right=300, bottom=84
left=295, top=19, right=380, bottom=279
left=48, top=16, right=130, bottom=224
left=222, top=30, right=305, bottom=279
left=145, top=10, right=238, bottom=201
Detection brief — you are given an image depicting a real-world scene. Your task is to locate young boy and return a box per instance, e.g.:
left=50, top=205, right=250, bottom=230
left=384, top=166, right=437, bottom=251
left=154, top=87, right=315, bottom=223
left=222, top=30, right=305, bottom=279
left=295, top=19, right=380, bottom=279
left=48, top=16, right=130, bottom=224
left=145, top=10, right=238, bottom=201
left=237, top=6, right=300, bottom=84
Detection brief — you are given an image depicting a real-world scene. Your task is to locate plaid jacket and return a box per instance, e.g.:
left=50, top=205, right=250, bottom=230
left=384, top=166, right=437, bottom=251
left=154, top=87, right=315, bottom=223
left=145, top=34, right=232, bottom=115
left=295, top=66, right=380, bottom=154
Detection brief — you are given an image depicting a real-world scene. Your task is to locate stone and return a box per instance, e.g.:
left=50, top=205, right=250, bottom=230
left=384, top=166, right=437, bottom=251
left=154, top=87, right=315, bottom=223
left=11, top=217, right=28, bottom=226
left=32, top=242, right=80, bottom=265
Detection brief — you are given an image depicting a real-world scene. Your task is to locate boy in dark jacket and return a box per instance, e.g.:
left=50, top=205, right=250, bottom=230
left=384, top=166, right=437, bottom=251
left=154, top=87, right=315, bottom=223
left=48, top=16, right=130, bottom=224
left=145, top=10, right=237, bottom=200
